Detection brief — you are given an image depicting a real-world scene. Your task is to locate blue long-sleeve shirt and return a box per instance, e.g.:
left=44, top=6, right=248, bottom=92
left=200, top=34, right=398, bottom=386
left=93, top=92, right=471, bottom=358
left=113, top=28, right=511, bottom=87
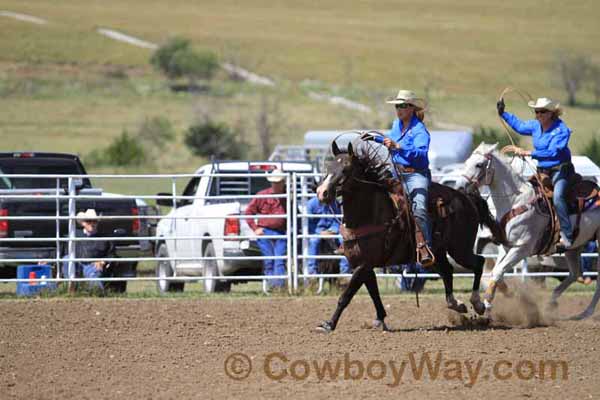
left=374, top=115, right=430, bottom=170
left=305, top=197, right=324, bottom=234
left=315, top=201, right=342, bottom=233
left=501, top=112, right=572, bottom=168
left=305, top=197, right=341, bottom=234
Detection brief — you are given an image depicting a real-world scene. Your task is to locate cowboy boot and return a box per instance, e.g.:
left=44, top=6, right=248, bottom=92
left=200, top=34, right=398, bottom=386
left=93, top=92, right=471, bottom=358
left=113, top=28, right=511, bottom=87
left=415, top=227, right=435, bottom=268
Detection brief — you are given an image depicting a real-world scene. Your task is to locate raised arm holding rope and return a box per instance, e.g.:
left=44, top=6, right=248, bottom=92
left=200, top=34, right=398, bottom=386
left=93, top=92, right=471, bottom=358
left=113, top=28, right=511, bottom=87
left=497, top=96, right=575, bottom=249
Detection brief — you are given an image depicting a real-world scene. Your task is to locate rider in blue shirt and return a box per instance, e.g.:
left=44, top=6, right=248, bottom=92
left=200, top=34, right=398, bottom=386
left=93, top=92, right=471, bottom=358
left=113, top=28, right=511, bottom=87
left=497, top=97, right=574, bottom=248
left=371, top=89, right=434, bottom=267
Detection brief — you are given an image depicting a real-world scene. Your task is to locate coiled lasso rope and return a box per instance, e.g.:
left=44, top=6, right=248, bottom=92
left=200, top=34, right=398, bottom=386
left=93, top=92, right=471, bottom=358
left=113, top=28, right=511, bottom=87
left=497, top=86, right=534, bottom=151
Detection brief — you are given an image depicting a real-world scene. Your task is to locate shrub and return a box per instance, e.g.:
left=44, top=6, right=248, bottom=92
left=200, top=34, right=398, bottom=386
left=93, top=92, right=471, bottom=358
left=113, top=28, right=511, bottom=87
left=581, top=135, right=600, bottom=166
left=150, top=37, right=219, bottom=82
left=184, top=121, right=244, bottom=159
left=169, top=49, right=219, bottom=81
left=553, top=51, right=591, bottom=106
left=104, top=131, right=146, bottom=166
left=150, top=37, right=191, bottom=79
left=472, top=125, right=520, bottom=151
left=137, top=116, right=175, bottom=147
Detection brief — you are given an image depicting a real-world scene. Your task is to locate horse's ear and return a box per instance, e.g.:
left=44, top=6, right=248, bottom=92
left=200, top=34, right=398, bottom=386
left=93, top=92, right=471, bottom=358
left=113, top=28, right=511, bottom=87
left=347, top=142, right=354, bottom=157
left=332, top=141, right=341, bottom=156
left=489, top=143, right=499, bottom=153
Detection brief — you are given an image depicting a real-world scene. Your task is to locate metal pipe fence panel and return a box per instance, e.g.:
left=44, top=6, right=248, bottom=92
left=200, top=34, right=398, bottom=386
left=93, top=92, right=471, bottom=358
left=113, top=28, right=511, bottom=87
left=0, top=172, right=598, bottom=292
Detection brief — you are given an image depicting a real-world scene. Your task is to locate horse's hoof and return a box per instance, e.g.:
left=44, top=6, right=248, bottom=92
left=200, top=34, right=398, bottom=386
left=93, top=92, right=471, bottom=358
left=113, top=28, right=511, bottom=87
left=568, top=311, right=592, bottom=321
left=471, top=300, right=486, bottom=316
left=315, top=321, right=334, bottom=333
left=372, top=319, right=390, bottom=332
left=448, top=301, right=468, bottom=314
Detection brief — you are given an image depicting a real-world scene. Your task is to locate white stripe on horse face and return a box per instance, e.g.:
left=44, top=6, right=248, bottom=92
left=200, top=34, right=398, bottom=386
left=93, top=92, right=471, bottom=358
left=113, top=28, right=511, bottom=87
left=317, top=174, right=332, bottom=201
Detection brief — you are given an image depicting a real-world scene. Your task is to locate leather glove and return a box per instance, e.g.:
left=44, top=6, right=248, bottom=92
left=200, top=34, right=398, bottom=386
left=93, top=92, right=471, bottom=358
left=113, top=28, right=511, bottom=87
left=496, top=98, right=505, bottom=116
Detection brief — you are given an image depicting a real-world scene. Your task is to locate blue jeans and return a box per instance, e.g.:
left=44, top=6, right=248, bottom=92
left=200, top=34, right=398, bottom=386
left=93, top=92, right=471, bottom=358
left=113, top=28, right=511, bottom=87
left=307, top=234, right=350, bottom=275
left=394, top=263, right=427, bottom=292
left=401, top=170, right=432, bottom=246
left=256, top=228, right=287, bottom=288
left=61, top=258, right=104, bottom=290
left=551, top=166, right=573, bottom=240
left=581, top=241, right=597, bottom=273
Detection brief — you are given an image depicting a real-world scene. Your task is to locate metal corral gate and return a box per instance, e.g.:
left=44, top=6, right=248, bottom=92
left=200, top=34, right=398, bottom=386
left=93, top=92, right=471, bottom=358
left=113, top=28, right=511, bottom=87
left=0, top=172, right=597, bottom=294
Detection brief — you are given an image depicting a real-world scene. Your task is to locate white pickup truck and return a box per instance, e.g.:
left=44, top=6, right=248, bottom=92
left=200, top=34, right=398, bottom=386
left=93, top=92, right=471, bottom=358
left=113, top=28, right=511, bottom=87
left=154, top=161, right=316, bottom=293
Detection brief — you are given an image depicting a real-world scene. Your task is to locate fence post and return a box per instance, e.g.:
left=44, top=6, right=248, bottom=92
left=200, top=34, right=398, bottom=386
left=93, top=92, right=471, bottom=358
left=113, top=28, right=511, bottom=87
left=67, top=177, right=76, bottom=292
left=55, top=177, right=61, bottom=279
left=286, top=174, right=293, bottom=294
left=292, top=173, right=298, bottom=294
left=171, top=177, right=178, bottom=276
left=301, top=175, right=311, bottom=286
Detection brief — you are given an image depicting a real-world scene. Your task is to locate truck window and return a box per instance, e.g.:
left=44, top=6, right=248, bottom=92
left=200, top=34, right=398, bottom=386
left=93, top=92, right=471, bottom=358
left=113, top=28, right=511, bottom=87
left=179, top=177, right=201, bottom=206
left=0, top=158, right=90, bottom=189
left=206, top=172, right=316, bottom=198
left=209, top=174, right=271, bottom=198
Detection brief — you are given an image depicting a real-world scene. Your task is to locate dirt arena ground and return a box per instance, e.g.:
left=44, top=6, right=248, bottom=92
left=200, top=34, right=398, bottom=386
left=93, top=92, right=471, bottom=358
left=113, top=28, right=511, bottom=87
left=1, top=292, right=599, bottom=400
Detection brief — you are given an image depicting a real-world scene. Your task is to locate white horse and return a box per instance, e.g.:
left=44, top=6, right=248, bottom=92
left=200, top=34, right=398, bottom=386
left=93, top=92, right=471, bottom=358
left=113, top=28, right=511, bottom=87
left=459, top=142, right=600, bottom=320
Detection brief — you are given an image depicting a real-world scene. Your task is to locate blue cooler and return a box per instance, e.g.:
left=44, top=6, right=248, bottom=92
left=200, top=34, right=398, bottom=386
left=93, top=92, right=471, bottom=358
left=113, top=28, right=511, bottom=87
left=16, top=265, right=57, bottom=296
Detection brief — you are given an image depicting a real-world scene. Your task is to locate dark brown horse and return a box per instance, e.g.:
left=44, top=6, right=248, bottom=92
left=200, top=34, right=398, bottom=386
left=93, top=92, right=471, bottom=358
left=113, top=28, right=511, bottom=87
left=315, top=138, right=509, bottom=332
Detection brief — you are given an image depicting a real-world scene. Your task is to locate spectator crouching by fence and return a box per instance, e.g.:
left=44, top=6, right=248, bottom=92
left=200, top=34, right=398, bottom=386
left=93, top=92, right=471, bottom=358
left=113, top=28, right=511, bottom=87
left=305, top=196, right=350, bottom=276
left=245, top=169, right=288, bottom=290
left=62, top=209, right=114, bottom=293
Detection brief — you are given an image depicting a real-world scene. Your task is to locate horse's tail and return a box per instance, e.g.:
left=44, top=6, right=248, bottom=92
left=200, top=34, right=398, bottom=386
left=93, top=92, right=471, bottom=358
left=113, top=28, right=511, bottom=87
left=467, top=191, right=513, bottom=248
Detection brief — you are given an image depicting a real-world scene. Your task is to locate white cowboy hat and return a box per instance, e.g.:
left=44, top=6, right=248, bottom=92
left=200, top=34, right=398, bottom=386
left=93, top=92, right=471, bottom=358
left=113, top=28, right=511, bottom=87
left=527, top=97, right=561, bottom=111
left=266, top=169, right=285, bottom=183
left=76, top=209, right=99, bottom=223
left=385, top=89, right=426, bottom=109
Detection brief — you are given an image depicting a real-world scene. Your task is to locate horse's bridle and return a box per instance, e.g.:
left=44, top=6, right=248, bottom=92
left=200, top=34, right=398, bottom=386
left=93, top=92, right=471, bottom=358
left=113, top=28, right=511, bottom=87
left=463, top=152, right=495, bottom=189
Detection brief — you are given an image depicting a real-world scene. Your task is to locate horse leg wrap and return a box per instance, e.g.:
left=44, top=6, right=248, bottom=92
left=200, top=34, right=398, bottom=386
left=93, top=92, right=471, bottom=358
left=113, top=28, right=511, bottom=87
left=484, top=281, right=497, bottom=303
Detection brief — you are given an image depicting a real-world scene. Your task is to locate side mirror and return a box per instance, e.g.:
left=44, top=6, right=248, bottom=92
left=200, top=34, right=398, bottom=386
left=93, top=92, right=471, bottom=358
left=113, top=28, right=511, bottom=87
left=155, top=192, right=176, bottom=207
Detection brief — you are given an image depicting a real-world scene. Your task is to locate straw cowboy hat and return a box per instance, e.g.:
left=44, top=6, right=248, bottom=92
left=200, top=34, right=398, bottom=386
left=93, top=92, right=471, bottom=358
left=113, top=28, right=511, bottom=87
left=527, top=97, right=561, bottom=111
left=386, top=89, right=426, bottom=110
left=76, top=209, right=99, bottom=223
left=266, top=169, right=286, bottom=183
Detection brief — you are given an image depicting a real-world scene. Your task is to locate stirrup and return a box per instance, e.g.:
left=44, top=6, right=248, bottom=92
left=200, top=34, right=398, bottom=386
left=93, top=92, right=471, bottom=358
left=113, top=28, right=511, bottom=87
left=417, top=244, right=435, bottom=268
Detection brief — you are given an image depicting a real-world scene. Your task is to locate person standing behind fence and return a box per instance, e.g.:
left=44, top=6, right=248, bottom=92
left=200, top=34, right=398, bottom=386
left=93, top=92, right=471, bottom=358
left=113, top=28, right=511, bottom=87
left=245, top=169, right=287, bottom=289
left=305, top=196, right=350, bottom=276
left=62, top=209, right=114, bottom=292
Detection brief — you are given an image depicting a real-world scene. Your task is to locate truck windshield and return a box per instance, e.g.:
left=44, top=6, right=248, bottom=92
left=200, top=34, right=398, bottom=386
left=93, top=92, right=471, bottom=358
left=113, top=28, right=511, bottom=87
left=0, top=158, right=90, bottom=190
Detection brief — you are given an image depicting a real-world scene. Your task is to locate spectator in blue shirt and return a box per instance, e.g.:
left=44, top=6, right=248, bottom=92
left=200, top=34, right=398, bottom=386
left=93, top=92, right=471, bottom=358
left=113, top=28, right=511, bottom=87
left=305, top=196, right=350, bottom=275
left=497, top=97, right=574, bottom=249
left=370, top=89, right=434, bottom=267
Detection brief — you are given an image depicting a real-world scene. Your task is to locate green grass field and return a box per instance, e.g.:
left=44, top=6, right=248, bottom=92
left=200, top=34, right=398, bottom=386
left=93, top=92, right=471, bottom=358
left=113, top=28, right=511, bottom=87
left=1, top=0, right=600, bottom=196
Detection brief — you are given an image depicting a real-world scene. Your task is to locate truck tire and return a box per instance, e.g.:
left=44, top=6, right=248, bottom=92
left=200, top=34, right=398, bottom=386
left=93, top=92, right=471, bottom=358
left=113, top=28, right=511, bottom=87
left=203, top=242, right=231, bottom=293
left=156, top=243, right=184, bottom=293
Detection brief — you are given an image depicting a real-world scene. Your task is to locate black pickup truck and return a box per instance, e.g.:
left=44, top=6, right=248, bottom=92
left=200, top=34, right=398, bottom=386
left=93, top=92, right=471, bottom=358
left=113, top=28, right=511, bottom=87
left=0, top=152, right=144, bottom=292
